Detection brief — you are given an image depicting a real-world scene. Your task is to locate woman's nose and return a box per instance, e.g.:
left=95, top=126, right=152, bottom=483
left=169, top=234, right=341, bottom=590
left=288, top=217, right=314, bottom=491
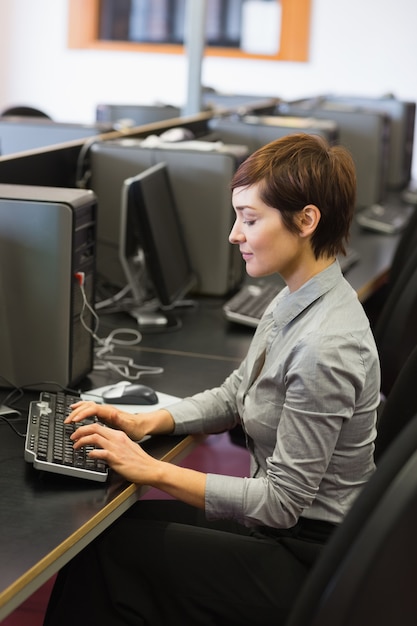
left=229, top=221, right=244, bottom=244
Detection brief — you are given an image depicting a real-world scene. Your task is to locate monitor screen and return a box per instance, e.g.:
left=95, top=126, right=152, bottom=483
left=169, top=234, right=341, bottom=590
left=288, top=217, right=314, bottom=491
left=119, top=162, right=195, bottom=322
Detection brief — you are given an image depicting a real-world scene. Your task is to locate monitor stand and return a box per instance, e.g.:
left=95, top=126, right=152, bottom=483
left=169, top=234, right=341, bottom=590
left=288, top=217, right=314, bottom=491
left=128, top=307, right=181, bottom=333
left=131, top=310, right=168, bottom=327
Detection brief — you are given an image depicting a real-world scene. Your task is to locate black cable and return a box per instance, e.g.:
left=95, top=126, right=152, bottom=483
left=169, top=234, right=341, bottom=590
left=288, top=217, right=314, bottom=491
left=0, top=414, right=26, bottom=438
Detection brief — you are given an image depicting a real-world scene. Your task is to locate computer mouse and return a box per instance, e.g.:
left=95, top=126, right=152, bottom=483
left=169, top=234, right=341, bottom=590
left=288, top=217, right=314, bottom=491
left=159, top=127, right=195, bottom=142
left=102, top=382, right=158, bottom=405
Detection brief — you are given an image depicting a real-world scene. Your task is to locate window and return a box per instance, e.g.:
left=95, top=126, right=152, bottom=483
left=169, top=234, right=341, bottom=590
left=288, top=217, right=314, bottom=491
left=99, top=0, right=245, bottom=49
left=68, top=0, right=311, bottom=62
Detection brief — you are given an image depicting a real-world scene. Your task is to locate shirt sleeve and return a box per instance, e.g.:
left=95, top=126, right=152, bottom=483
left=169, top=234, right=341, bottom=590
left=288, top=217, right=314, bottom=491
left=169, top=365, right=244, bottom=435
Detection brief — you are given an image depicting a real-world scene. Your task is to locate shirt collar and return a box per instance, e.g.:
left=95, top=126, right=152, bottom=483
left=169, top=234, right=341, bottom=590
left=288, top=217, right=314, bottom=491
left=272, top=260, right=343, bottom=330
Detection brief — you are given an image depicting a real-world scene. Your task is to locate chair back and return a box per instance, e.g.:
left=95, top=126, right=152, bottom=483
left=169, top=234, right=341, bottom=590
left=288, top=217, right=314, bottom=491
left=1, top=105, right=51, bottom=119
left=363, top=208, right=417, bottom=329
left=286, top=414, right=417, bottom=626
left=389, top=206, right=417, bottom=287
left=374, top=343, right=417, bottom=462
left=373, top=244, right=417, bottom=396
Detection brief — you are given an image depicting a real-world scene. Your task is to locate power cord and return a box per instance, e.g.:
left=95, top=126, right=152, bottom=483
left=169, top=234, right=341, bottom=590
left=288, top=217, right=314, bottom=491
left=94, top=328, right=163, bottom=380
left=0, top=390, right=25, bottom=437
left=75, top=137, right=100, bottom=189
left=0, top=414, right=26, bottom=438
left=77, top=275, right=164, bottom=380
left=95, top=282, right=133, bottom=311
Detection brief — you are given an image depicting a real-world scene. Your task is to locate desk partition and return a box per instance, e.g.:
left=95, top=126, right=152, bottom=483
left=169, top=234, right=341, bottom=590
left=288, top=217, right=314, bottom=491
left=0, top=118, right=114, bottom=156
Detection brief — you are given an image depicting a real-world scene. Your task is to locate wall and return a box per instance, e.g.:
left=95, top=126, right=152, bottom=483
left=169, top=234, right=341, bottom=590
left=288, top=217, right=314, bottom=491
left=1, top=0, right=417, bottom=176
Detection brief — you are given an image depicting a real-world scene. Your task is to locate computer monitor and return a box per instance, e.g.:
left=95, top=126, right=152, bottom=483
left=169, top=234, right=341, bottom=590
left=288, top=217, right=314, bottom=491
left=118, top=162, right=196, bottom=328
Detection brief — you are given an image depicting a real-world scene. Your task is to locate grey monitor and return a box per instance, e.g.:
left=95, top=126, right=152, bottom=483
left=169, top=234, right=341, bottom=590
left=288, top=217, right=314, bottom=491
left=118, top=162, right=196, bottom=326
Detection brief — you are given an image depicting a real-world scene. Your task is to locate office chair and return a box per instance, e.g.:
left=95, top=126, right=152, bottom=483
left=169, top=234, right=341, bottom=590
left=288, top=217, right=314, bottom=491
left=374, top=343, right=417, bottom=463
left=0, top=105, right=51, bottom=118
left=388, top=206, right=417, bottom=287
left=373, top=243, right=417, bottom=396
left=285, top=413, right=417, bottom=626
left=364, top=206, right=417, bottom=328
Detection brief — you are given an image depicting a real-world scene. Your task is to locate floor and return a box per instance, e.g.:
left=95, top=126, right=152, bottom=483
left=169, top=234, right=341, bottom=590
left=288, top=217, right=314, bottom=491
left=2, top=433, right=250, bottom=625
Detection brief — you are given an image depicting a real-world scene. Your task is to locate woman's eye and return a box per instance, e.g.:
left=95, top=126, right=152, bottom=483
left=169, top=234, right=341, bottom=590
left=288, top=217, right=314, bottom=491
left=243, top=220, right=256, bottom=226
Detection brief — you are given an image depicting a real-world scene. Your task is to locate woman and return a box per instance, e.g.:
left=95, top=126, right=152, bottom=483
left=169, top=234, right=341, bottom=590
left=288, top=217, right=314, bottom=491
left=44, top=133, right=380, bottom=626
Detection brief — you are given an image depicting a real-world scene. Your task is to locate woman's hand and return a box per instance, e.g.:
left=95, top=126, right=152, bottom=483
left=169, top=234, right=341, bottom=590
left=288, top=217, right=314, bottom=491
left=65, top=401, right=176, bottom=442
left=69, top=421, right=161, bottom=484
left=70, top=418, right=207, bottom=508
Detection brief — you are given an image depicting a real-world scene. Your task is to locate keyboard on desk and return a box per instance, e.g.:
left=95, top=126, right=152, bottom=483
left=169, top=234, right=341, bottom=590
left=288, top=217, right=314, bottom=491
left=25, top=391, right=108, bottom=482
left=223, top=281, right=284, bottom=327
left=356, top=203, right=414, bottom=234
left=223, top=248, right=360, bottom=327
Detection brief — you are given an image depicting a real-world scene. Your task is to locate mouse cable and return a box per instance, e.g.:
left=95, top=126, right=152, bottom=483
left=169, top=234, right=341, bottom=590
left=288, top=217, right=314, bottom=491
left=93, top=355, right=164, bottom=381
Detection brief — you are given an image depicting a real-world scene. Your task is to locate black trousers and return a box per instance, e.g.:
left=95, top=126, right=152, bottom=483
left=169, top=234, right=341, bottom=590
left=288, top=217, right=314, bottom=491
left=43, top=500, right=335, bottom=626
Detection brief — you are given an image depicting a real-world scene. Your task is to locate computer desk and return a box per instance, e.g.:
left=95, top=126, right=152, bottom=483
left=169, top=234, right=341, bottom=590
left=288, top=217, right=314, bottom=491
left=0, top=219, right=400, bottom=621
left=0, top=348, right=241, bottom=621
left=344, top=219, right=400, bottom=302
left=0, top=429, right=201, bottom=621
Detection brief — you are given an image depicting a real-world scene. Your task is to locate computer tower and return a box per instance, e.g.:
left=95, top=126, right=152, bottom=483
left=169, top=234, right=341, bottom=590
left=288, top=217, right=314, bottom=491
left=202, top=91, right=280, bottom=114
left=0, top=184, right=97, bottom=390
left=95, top=103, right=181, bottom=127
left=90, top=138, right=249, bottom=296
left=323, top=95, right=416, bottom=190
left=283, top=100, right=391, bottom=208
left=207, top=114, right=339, bottom=153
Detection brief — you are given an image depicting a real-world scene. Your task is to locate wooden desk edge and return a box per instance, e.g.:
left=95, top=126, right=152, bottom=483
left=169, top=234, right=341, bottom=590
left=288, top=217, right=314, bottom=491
left=0, top=433, right=202, bottom=620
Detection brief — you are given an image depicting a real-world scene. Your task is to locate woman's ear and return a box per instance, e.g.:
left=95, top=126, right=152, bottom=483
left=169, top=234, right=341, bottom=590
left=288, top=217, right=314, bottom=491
left=299, top=204, right=321, bottom=237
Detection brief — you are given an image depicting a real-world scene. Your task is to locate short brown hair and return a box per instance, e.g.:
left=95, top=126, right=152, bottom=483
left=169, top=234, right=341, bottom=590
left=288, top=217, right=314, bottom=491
left=231, top=133, right=356, bottom=259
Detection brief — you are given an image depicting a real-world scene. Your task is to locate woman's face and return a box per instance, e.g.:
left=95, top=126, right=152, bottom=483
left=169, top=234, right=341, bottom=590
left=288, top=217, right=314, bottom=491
left=230, top=183, right=304, bottom=283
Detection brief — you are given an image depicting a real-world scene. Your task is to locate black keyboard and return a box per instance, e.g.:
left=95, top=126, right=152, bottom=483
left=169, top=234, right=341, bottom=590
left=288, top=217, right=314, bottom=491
left=25, top=391, right=108, bottom=482
left=223, top=248, right=360, bottom=327
left=223, top=281, right=284, bottom=327
left=356, top=203, right=414, bottom=234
